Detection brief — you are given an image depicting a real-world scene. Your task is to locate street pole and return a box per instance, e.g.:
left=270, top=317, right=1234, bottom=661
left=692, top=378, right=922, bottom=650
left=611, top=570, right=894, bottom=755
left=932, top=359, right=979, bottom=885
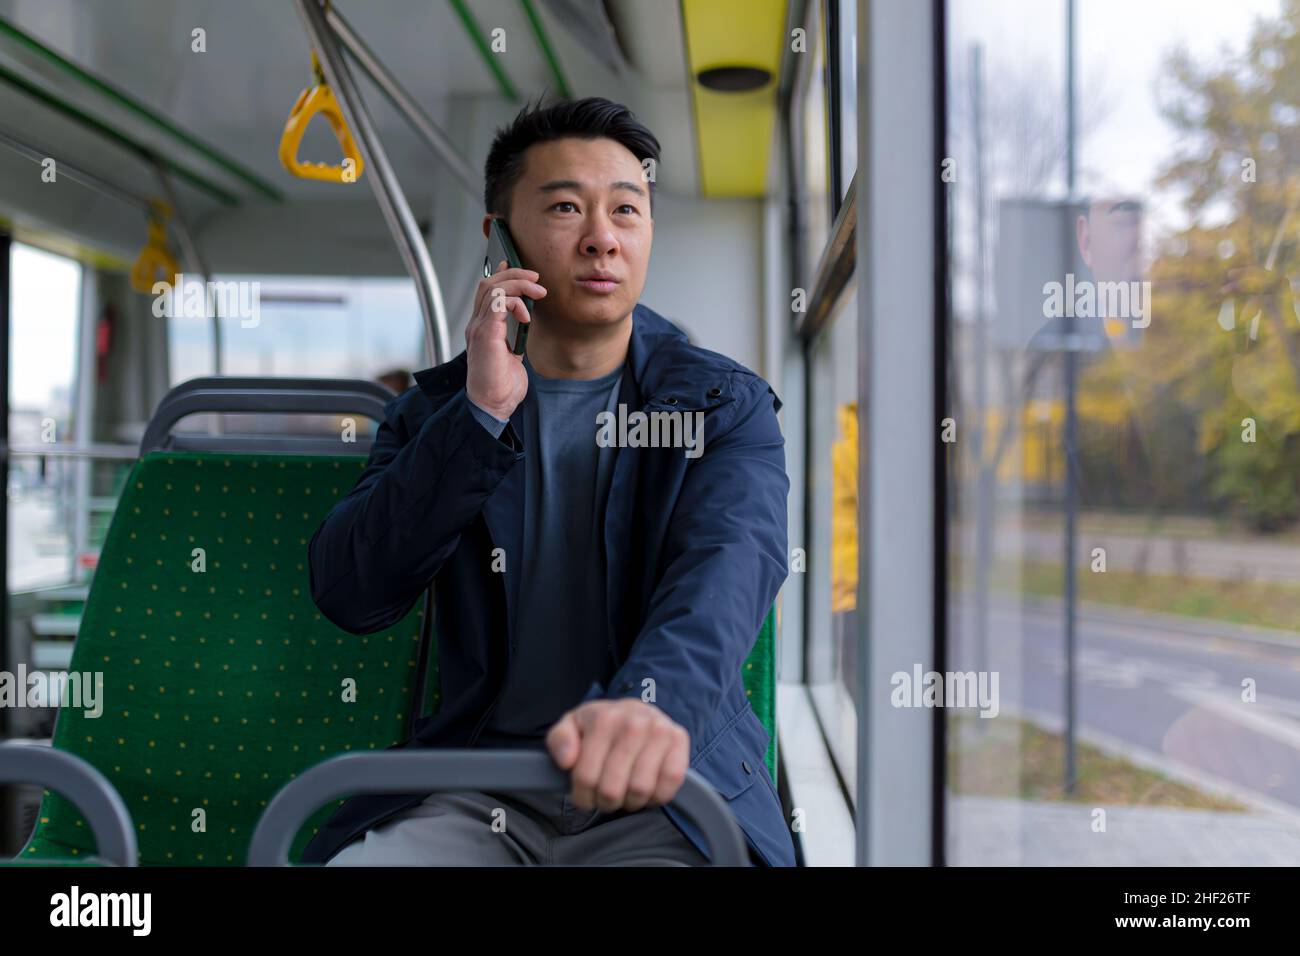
left=971, top=44, right=991, bottom=698
left=1063, top=0, right=1079, bottom=795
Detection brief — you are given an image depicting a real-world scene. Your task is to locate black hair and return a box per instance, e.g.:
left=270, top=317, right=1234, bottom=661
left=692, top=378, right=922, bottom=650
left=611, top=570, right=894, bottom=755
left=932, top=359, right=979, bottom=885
left=483, top=96, right=661, bottom=218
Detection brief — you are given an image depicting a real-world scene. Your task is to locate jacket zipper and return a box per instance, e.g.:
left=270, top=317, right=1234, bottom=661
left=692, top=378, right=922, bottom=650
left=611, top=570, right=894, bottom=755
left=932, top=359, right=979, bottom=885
left=467, top=537, right=514, bottom=748
left=466, top=692, right=502, bottom=748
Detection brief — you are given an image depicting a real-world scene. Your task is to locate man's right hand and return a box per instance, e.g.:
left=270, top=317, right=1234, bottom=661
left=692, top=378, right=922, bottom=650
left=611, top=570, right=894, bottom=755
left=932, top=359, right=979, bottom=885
left=465, top=259, right=546, bottom=421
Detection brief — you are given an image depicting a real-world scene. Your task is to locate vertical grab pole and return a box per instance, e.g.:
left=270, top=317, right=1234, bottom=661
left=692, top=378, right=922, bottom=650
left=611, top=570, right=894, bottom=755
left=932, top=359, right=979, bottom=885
left=156, top=165, right=222, bottom=438
left=154, top=164, right=224, bottom=378
left=294, top=0, right=451, bottom=367
left=0, top=232, right=9, bottom=743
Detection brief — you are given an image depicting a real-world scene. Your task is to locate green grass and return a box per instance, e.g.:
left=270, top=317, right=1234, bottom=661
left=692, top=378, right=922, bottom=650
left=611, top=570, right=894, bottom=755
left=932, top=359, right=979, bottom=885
left=1019, top=508, right=1300, bottom=545
left=998, top=559, right=1300, bottom=634
left=948, top=715, right=1246, bottom=811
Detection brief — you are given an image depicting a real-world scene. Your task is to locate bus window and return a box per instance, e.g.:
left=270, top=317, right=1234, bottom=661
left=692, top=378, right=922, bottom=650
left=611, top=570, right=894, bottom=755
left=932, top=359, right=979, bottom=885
left=797, top=0, right=833, bottom=271
left=9, top=243, right=81, bottom=591
left=164, top=275, right=423, bottom=439
left=167, top=275, right=422, bottom=384
left=807, top=286, right=859, bottom=796
left=946, top=0, right=1300, bottom=866
left=785, top=0, right=861, bottom=859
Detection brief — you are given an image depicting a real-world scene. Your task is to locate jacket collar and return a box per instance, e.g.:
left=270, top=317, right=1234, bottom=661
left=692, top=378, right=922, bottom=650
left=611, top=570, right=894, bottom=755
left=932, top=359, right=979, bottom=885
left=412, top=304, right=732, bottom=410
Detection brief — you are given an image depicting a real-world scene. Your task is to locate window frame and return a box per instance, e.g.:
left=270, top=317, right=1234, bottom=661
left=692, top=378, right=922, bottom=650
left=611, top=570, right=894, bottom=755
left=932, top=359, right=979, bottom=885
left=848, top=0, right=945, bottom=868
left=780, top=0, right=946, bottom=866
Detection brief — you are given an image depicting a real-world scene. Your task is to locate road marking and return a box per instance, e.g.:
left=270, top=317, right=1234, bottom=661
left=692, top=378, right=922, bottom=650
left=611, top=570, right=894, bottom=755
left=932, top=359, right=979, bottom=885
left=1172, top=687, right=1300, bottom=753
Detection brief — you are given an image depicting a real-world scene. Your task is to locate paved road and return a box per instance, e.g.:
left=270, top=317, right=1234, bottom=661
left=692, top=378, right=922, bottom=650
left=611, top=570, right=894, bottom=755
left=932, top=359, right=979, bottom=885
left=952, top=595, right=1300, bottom=817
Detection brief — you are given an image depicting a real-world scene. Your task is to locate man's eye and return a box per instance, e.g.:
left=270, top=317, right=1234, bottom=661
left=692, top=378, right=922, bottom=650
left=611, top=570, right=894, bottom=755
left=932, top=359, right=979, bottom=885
left=616, top=204, right=637, bottom=215
left=553, top=201, right=577, bottom=213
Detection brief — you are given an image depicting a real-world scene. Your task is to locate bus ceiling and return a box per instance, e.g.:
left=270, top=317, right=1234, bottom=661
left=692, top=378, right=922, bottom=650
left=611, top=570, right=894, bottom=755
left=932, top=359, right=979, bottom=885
left=0, top=0, right=792, bottom=358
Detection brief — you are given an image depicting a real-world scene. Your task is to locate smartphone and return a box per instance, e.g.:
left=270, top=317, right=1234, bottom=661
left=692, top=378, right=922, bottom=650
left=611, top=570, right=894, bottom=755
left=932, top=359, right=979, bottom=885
left=484, top=218, right=530, bottom=355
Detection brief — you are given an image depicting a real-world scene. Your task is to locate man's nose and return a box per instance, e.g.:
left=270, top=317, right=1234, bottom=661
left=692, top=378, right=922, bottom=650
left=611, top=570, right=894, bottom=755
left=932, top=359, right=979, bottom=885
left=581, top=216, right=619, bottom=256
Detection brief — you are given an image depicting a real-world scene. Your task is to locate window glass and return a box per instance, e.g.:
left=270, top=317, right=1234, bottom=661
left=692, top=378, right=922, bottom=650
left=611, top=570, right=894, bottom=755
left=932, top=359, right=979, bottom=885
left=9, top=243, right=81, bottom=590
left=946, top=0, right=1299, bottom=865
left=808, top=287, right=859, bottom=795
left=837, top=0, right=858, bottom=207
left=167, top=275, right=422, bottom=384
left=166, top=275, right=424, bottom=437
left=799, top=0, right=832, bottom=278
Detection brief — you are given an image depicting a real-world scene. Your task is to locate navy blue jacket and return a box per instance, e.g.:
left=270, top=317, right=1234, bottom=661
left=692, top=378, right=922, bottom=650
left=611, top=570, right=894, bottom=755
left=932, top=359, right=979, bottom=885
left=299, top=305, right=794, bottom=866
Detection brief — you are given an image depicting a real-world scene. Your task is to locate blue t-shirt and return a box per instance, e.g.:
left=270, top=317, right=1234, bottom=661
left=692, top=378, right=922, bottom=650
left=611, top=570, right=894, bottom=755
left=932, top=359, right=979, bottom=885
left=467, top=357, right=624, bottom=746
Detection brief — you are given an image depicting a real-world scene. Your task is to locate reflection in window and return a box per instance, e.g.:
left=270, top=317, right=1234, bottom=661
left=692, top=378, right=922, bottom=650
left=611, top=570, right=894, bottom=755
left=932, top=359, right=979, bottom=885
left=832, top=399, right=857, bottom=615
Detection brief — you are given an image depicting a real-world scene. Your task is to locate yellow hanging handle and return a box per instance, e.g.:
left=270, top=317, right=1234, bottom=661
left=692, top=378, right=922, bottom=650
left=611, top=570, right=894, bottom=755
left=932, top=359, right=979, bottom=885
left=278, top=51, right=365, bottom=183
left=130, top=201, right=182, bottom=294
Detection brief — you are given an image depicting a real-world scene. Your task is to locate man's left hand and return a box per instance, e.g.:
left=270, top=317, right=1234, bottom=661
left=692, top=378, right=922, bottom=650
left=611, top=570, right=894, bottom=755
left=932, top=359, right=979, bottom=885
left=546, top=699, right=690, bottom=813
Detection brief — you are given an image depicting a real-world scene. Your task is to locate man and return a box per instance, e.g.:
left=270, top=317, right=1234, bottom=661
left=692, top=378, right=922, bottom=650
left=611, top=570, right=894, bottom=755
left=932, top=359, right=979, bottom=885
left=300, top=97, right=794, bottom=867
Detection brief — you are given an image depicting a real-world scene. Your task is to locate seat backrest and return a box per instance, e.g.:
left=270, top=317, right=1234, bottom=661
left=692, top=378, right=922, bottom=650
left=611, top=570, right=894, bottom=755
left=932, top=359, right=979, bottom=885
left=744, top=608, right=778, bottom=786
left=19, top=452, right=426, bottom=865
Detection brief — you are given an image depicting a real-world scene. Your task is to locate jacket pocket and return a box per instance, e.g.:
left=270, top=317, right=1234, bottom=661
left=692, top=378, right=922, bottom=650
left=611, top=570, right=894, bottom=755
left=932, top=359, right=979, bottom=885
left=691, top=703, right=767, bottom=800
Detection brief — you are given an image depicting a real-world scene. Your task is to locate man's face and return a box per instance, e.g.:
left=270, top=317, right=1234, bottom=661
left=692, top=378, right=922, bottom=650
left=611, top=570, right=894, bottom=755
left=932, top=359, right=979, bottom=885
left=483, top=136, right=653, bottom=330
left=1077, top=199, right=1143, bottom=283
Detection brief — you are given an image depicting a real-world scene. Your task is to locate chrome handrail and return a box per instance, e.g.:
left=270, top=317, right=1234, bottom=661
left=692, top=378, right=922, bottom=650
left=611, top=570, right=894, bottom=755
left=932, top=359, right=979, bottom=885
left=294, top=0, right=452, bottom=368
left=0, top=743, right=137, bottom=867
left=325, top=6, right=480, bottom=199
left=248, top=750, right=750, bottom=867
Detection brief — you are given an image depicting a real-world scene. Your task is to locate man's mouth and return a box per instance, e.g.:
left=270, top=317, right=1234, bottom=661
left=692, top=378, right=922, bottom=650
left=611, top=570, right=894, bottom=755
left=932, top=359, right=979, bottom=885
left=576, top=273, right=620, bottom=293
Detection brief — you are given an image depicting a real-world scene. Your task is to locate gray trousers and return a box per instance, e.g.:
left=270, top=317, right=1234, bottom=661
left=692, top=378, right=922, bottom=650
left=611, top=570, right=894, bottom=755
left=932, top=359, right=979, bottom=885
left=324, top=789, right=710, bottom=866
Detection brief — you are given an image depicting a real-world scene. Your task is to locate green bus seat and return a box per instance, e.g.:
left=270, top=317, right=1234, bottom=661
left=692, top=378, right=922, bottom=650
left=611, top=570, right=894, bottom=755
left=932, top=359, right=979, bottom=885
left=747, top=609, right=777, bottom=785
left=17, top=452, right=427, bottom=865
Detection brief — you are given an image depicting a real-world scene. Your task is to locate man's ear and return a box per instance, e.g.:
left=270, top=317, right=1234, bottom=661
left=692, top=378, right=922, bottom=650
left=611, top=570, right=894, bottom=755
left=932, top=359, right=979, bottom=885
left=482, top=215, right=494, bottom=239
left=1075, top=214, right=1092, bottom=269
